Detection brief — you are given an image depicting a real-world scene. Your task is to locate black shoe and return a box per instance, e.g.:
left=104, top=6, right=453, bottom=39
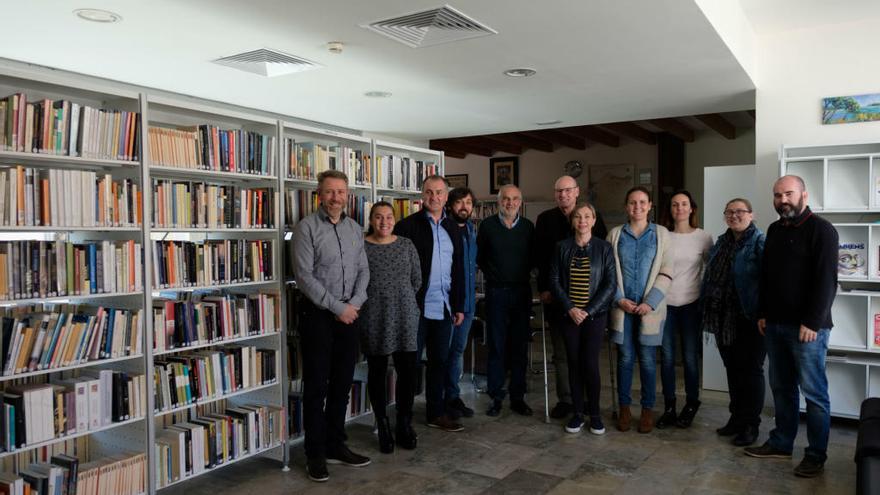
left=716, top=419, right=740, bottom=436
left=487, top=399, right=503, bottom=417
left=395, top=414, right=418, bottom=450
left=426, top=414, right=464, bottom=432
left=327, top=444, right=371, bottom=467
left=510, top=399, right=533, bottom=416
left=448, top=397, right=475, bottom=418
left=306, top=458, right=329, bottom=482
left=744, top=441, right=792, bottom=459
left=549, top=402, right=573, bottom=419
left=794, top=457, right=825, bottom=478
left=376, top=416, right=394, bottom=454
left=732, top=425, right=759, bottom=447
left=447, top=405, right=463, bottom=420
left=675, top=400, right=700, bottom=428
left=655, top=401, right=677, bottom=430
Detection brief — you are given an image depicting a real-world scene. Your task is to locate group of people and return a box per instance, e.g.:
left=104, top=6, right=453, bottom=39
left=292, top=169, right=838, bottom=483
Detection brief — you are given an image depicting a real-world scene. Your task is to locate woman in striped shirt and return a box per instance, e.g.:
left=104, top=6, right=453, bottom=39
left=548, top=203, right=617, bottom=435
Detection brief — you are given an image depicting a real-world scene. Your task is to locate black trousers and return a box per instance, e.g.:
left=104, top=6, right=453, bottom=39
left=300, top=300, right=360, bottom=460
left=366, top=351, right=417, bottom=420
left=717, top=316, right=767, bottom=429
left=561, top=313, right=607, bottom=417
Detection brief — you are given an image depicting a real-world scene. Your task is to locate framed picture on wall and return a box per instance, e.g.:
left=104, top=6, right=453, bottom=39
left=446, top=174, right=469, bottom=189
left=490, top=157, right=519, bottom=194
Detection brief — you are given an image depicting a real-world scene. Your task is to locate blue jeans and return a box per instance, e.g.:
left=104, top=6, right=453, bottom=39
left=445, top=311, right=474, bottom=400
left=765, top=322, right=831, bottom=463
left=418, top=314, right=454, bottom=421
left=486, top=285, right=531, bottom=402
left=617, top=313, right=658, bottom=408
left=660, top=301, right=701, bottom=406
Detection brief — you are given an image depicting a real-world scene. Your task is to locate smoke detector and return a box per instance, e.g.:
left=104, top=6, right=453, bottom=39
left=212, top=48, right=323, bottom=77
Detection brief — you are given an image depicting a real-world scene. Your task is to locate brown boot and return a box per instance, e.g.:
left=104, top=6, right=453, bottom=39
left=617, top=405, right=632, bottom=432
left=639, top=408, right=654, bottom=433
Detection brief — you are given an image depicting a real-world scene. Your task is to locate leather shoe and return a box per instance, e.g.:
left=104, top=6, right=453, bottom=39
left=549, top=402, right=573, bottom=419
left=732, top=425, right=759, bottom=447
left=617, top=405, right=632, bottom=432
left=716, top=418, right=739, bottom=436
left=487, top=399, right=503, bottom=417
left=638, top=408, right=654, bottom=433
left=510, top=399, right=533, bottom=416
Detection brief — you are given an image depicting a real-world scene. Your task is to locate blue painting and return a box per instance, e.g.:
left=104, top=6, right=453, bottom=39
left=823, top=93, right=880, bottom=124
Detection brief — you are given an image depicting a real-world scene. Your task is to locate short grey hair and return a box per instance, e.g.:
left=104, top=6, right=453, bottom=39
left=317, top=170, right=349, bottom=188
left=497, top=183, right=521, bottom=202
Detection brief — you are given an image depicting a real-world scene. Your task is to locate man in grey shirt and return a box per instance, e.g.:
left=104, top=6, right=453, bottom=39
left=292, top=170, right=370, bottom=482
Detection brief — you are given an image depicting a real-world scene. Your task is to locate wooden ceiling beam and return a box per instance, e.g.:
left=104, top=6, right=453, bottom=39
left=646, top=118, right=694, bottom=142
left=439, top=148, right=467, bottom=159
left=523, top=130, right=586, bottom=150
left=598, top=122, right=657, bottom=145
left=454, top=136, right=523, bottom=155
left=429, top=139, right=493, bottom=157
left=488, top=132, right=554, bottom=153
left=747, top=109, right=756, bottom=120
left=564, top=125, right=620, bottom=147
left=695, top=113, right=737, bottom=140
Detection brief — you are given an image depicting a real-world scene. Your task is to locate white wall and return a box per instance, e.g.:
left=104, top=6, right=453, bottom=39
left=754, top=18, right=880, bottom=228
left=685, top=127, right=756, bottom=225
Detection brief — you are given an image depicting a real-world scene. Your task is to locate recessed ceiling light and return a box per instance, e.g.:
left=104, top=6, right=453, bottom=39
left=74, top=8, right=122, bottom=23
left=364, top=91, right=392, bottom=98
left=536, top=120, right=563, bottom=126
left=504, top=68, right=536, bottom=78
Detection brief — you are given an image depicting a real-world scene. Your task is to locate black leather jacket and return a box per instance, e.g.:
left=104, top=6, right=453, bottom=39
left=548, top=236, right=617, bottom=318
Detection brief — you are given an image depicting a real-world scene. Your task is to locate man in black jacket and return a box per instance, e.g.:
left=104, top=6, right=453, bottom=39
left=745, top=175, right=838, bottom=479
left=394, top=175, right=466, bottom=432
left=534, top=175, right=608, bottom=419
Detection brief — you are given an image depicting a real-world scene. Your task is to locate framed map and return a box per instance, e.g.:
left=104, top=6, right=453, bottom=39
left=588, top=164, right=635, bottom=227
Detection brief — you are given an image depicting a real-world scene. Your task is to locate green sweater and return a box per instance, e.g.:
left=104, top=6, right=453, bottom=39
left=477, top=214, right=535, bottom=287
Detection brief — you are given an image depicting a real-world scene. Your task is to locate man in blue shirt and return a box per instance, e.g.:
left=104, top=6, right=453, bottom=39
left=394, top=175, right=466, bottom=432
left=445, top=187, right=478, bottom=419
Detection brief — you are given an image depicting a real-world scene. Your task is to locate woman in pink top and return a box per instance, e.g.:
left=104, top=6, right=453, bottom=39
left=657, top=190, right=712, bottom=429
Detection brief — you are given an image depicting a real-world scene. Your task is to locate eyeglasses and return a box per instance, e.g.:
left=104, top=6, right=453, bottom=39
left=554, top=187, right=578, bottom=194
left=723, top=209, right=752, bottom=217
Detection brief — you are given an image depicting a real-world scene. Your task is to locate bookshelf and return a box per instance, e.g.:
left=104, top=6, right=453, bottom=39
left=373, top=140, right=443, bottom=220
left=781, top=142, right=880, bottom=419
left=0, top=72, right=149, bottom=494
left=0, top=59, right=446, bottom=492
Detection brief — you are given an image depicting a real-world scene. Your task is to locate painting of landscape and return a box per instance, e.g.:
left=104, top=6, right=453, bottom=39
left=823, top=93, right=880, bottom=124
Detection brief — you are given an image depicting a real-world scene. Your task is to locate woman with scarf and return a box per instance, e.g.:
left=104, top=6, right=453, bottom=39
left=702, top=198, right=766, bottom=447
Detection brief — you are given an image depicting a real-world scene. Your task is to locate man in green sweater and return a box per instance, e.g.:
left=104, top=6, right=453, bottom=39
left=478, top=184, right=536, bottom=416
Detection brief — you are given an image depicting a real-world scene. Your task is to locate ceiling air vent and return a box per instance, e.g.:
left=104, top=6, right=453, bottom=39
left=212, top=48, right=323, bottom=77
left=361, top=4, right=497, bottom=48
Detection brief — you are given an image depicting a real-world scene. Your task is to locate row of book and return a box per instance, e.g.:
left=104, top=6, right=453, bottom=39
left=0, top=371, right=145, bottom=450
left=0, top=241, right=142, bottom=301
left=151, top=239, right=273, bottom=289
left=148, top=125, right=275, bottom=176
left=155, top=403, right=284, bottom=487
left=151, top=180, right=275, bottom=229
left=377, top=196, right=423, bottom=221
left=0, top=452, right=145, bottom=495
left=284, top=141, right=371, bottom=186
left=152, top=294, right=278, bottom=352
left=375, top=155, right=438, bottom=191
left=1, top=94, right=141, bottom=162
left=1, top=308, right=143, bottom=376
left=0, top=167, right=142, bottom=228
left=153, top=346, right=277, bottom=412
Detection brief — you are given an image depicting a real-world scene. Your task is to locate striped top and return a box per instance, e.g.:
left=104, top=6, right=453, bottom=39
left=569, top=254, right=591, bottom=308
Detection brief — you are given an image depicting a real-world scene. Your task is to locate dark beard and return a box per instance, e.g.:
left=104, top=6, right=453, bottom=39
left=775, top=198, right=803, bottom=219
left=452, top=209, right=471, bottom=223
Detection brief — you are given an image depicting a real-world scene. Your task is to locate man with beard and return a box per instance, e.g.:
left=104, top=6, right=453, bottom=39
left=535, top=175, right=608, bottom=419
left=394, top=175, right=466, bottom=432
left=292, top=170, right=371, bottom=482
left=444, top=187, right=478, bottom=419
left=479, top=184, right=536, bottom=416
left=745, top=175, right=838, bottom=479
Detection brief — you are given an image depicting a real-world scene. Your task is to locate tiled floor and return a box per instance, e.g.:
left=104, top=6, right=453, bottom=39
left=162, top=359, right=858, bottom=494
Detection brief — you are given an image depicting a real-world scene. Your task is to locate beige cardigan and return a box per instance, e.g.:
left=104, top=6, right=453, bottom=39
left=607, top=224, right=674, bottom=346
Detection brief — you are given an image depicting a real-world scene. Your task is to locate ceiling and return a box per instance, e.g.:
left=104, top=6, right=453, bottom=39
left=2, top=0, right=756, bottom=141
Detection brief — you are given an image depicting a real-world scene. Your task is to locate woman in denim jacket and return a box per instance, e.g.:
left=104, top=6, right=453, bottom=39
left=549, top=203, right=616, bottom=435
left=702, top=198, right=766, bottom=447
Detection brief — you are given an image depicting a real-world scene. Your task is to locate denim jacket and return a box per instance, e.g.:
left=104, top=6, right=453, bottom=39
left=704, top=225, right=765, bottom=321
